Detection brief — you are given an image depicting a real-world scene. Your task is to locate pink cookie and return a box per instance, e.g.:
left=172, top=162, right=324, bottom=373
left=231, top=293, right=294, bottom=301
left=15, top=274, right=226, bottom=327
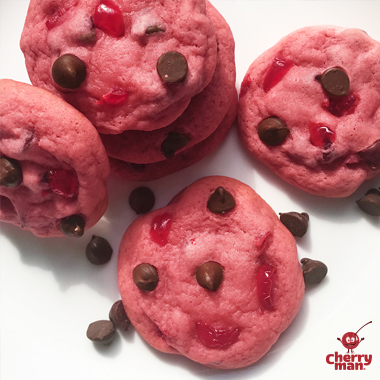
left=238, top=26, right=380, bottom=197
left=0, top=79, right=109, bottom=238
left=110, top=92, right=237, bottom=181
left=118, top=176, right=304, bottom=369
left=100, top=2, right=236, bottom=163
left=20, top=0, right=217, bottom=134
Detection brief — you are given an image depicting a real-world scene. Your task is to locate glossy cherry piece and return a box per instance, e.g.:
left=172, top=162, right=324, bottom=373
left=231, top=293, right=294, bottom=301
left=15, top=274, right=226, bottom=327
left=95, top=90, right=128, bottom=106
left=309, top=123, right=336, bottom=147
left=196, top=322, right=240, bottom=349
left=263, top=56, right=293, bottom=92
left=323, top=93, right=358, bottom=117
left=46, top=169, right=78, bottom=198
left=150, top=213, right=172, bottom=246
left=94, top=0, right=125, bottom=37
left=257, top=264, right=276, bottom=310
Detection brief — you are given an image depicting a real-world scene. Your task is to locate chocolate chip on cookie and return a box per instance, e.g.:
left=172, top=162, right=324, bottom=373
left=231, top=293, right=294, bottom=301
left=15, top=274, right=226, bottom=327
left=196, top=261, right=224, bottom=291
left=161, top=132, right=191, bottom=158
left=207, top=186, right=235, bottom=214
left=133, top=263, right=159, bottom=292
left=157, top=51, right=188, bottom=83
left=52, top=54, right=87, bottom=89
left=86, top=235, right=113, bottom=264
left=320, top=67, right=350, bottom=97
left=257, top=117, right=289, bottom=146
left=279, top=212, right=309, bottom=237
left=60, top=214, right=85, bottom=237
left=129, top=187, right=155, bottom=214
left=0, top=157, right=22, bottom=188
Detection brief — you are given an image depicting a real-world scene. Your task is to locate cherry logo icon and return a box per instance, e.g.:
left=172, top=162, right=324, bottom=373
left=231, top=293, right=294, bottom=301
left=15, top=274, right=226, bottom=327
left=337, top=321, right=372, bottom=353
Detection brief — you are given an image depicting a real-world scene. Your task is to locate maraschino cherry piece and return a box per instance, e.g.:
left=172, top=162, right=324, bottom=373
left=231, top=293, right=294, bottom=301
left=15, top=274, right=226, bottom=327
left=46, top=169, right=79, bottom=198
left=263, top=56, right=294, bottom=92
left=95, top=89, right=128, bottom=106
left=150, top=213, right=172, bottom=246
left=196, top=322, right=240, bottom=349
left=257, top=264, right=276, bottom=310
left=309, top=123, right=336, bottom=147
left=323, top=93, right=358, bottom=117
left=94, top=0, right=125, bottom=37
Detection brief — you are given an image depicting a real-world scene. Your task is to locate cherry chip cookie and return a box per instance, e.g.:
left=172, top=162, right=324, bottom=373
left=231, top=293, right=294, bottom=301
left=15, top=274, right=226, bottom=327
left=238, top=26, right=380, bottom=197
left=0, top=80, right=109, bottom=238
left=118, top=176, right=304, bottom=369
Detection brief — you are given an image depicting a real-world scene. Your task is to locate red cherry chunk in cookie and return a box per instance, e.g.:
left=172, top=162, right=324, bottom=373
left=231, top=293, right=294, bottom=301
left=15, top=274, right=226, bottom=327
left=150, top=213, right=172, bottom=246
left=263, top=56, right=293, bottom=93
left=95, top=90, right=128, bottom=106
left=46, top=169, right=79, bottom=198
left=323, top=93, right=358, bottom=117
left=196, top=322, right=240, bottom=349
left=257, top=264, right=276, bottom=310
left=309, top=123, right=336, bottom=147
left=94, top=0, right=125, bottom=38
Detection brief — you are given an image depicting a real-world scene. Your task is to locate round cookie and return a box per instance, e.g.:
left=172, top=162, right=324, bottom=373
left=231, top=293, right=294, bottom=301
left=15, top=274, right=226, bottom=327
left=20, top=0, right=218, bottom=134
left=0, top=79, right=109, bottom=238
left=118, top=176, right=304, bottom=369
left=238, top=26, right=380, bottom=197
left=109, top=92, right=237, bottom=181
left=100, top=2, right=236, bottom=163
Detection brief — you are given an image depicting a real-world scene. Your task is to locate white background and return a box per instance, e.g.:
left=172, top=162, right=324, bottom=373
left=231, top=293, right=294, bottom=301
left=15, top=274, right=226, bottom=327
left=0, top=1, right=379, bottom=379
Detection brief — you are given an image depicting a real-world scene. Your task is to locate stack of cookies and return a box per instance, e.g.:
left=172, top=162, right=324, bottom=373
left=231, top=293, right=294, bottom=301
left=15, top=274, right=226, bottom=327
left=20, top=0, right=237, bottom=182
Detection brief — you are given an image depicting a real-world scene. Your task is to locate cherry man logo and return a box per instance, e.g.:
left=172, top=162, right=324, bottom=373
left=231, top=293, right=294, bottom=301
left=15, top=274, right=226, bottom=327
left=326, top=321, right=372, bottom=371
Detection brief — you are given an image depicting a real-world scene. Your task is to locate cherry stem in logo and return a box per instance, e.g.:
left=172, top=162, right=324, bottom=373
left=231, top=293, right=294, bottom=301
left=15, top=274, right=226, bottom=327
left=356, top=321, right=372, bottom=335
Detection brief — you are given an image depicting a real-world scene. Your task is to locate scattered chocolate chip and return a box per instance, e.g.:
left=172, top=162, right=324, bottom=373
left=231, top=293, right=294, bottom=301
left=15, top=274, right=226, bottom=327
left=128, top=163, right=146, bottom=172
left=300, top=258, right=328, bottom=286
left=129, top=186, right=155, bottom=214
left=52, top=54, right=87, bottom=89
left=157, top=51, right=188, bottom=83
left=320, top=67, right=350, bottom=97
left=77, top=30, right=97, bottom=44
left=257, top=117, right=289, bottom=146
left=0, top=157, right=22, bottom=188
left=145, top=25, right=164, bottom=34
left=133, top=263, right=159, bottom=291
left=196, top=261, right=224, bottom=291
left=359, top=139, right=380, bottom=169
left=207, top=187, right=235, bottom=214
left=279, top=212, right=309, bottom=237
left=161, top=132, right=191, bottom=158
left=60, top=214, right=85, bottom=237
left=86, top=320, right=115, bottom=345
left=356, top=188, right=380, bottom=216
left=86, top=235, right=113, bottom=264
left=109, top=300, right=131, bottom=331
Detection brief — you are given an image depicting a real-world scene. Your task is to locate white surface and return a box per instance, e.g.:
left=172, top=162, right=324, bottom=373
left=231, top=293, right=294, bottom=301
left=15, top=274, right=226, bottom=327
left=0, top=1, right=379, bottom=379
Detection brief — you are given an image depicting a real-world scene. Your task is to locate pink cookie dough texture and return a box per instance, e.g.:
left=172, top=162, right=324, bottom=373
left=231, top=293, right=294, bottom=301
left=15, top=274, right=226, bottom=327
left=100, top=2, right=236, bottom=163
left=20, top=0, right=218, bottom=134
left=0, top=79, right=109, bottom=237
left=238, top=26, right=380, bottom=197
left=118, top=176, right=304, bottom=369
left=109, top=92, right=237, bottom=181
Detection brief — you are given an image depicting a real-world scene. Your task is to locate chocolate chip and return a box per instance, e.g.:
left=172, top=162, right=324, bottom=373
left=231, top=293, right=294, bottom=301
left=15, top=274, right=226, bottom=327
left=300, top=258, right=328, bottom=286
left=0, top=157, right=22, bottom=188
left=257, top=117, right=289, bottom=146
left=161, top=132, right=191, bottom=158
left=157, top=51, right=188, bottom=83
left=129, top=187, right=155, bottom=214
left=86, top=320, right=115, bottom=345
left=109, top=300, right=131, bottom=331
left=86, top=235, right=113, bottom=265
left=359, top=140, right=380, bottom=169
left=207, top=187, right=235, bottom=214
left=279, top=212, right=309, bottom=237
left=133, top=263, right=159, bottom=291
left=320, top=67, right=350, bottom=97
left=145, top=25, right=164, bottom=34
left=77, top=30, right=97, bottom=44
left=52, top=54, right=87, bottom=89
left=196, top=261, right=224, bottom=291
left=356, top=188, right=380, bottom=216
left=60, top=214, right=85, bottom=237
